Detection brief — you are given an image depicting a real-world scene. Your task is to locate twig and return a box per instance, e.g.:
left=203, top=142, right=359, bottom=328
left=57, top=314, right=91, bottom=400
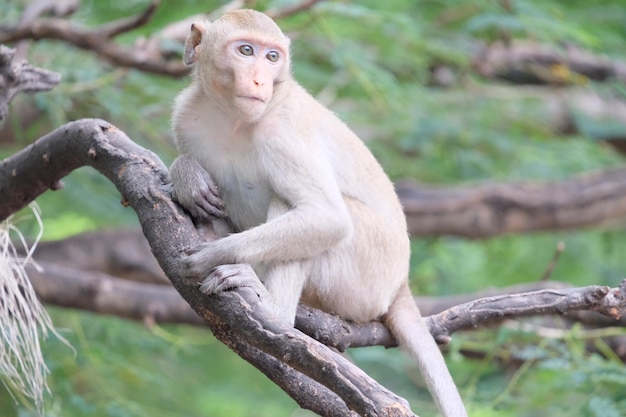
left=0, top=45, right=60, bottom=120
left=267, top=0, right=324, bottom=19
left=98, top=1, right=158, bottom=38
left=540, top=241, right=565, bottom=281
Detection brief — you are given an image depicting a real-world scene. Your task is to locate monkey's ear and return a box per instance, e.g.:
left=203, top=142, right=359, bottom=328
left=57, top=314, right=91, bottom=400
left=183, top=22, right=207, bottom=66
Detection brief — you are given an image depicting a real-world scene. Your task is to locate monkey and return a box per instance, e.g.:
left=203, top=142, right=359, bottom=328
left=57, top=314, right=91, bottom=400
left=169, top=9, right=468, bottom=417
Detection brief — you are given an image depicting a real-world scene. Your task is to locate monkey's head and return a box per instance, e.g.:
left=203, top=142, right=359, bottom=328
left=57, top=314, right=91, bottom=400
left=184, top=9, right=292, bottom=122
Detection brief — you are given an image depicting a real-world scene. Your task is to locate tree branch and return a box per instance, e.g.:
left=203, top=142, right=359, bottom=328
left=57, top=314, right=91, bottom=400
left=0, top=1, right=327, bottom=79
left=397, top=169, right=626, bottom=238
left=0, top=119, right=415, bottom=416
left=26, top=255, right=626, bottom=354
left=266, top=0, right=324, bottom=19
left=26, top=261, right=204, bottom=326
left=0, top=2, right=188, bottom=77
left=0, top=45, right=60, bottom=120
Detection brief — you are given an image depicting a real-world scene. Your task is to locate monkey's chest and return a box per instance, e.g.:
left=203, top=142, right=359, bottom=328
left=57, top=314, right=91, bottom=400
left=214, top=163, right=273, bottom=230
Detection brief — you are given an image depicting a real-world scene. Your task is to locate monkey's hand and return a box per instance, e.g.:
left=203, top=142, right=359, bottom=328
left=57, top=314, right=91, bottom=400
left=181, top=240, right=232, bottom=283
left=169, top=154, right=227, bottom=222
left=198, top=263, right=270, bottom=302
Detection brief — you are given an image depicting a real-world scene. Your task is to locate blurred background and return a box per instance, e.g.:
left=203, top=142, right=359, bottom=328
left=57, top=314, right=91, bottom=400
left=1, top=0, right=626, bottom=416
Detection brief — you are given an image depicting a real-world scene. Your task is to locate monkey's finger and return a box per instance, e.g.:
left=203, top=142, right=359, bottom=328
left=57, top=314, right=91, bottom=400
left=207, top=182, right=221, bottom=199
left=199, top=186, right=225, bottom=208
left=199, top=264, right=268, bottom=299
left=195, top=198, right=227, bottom=219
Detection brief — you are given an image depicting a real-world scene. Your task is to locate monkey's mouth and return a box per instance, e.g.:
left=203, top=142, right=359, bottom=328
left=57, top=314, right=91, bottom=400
left=237, top=95, right=265, bottom=103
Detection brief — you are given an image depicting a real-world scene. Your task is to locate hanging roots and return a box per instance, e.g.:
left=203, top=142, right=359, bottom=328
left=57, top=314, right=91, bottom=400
left=0, top=203, right=64, bottom=414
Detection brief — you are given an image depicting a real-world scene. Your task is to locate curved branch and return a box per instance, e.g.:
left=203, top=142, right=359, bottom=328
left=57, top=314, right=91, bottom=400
left=98, top=1, right=158, bottom=39
left=0, top=2, right=188, bottom=77
left=0, top=1, right=327, bottom=79
left=0, top=119, right=414, bottom=417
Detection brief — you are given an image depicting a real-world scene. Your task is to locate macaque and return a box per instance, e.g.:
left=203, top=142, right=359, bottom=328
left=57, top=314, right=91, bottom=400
left=170, top=9, right=467, bottom=417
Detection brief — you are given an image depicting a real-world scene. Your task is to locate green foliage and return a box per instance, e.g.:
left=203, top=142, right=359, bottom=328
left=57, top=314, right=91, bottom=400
left=2, top=0, right=626, bottom=416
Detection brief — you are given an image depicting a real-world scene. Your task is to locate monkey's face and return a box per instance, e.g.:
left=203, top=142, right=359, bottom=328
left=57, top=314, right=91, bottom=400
left=223, top=39, right=289, bottom=122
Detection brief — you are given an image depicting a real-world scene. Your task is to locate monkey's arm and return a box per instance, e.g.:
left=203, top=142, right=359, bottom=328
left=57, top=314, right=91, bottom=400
left=183, top=137, right=352, bottom=278
left=170, top=154, right=227, bottom=222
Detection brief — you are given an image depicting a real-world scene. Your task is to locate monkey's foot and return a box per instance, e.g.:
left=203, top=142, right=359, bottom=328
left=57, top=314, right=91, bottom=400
left=199, top=263, right=270, bottom=301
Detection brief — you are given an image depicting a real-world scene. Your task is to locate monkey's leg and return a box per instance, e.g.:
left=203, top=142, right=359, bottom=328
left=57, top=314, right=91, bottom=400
left=261, top=262, right=308, bottom=325
left=255, top=198, right=309, bottom=325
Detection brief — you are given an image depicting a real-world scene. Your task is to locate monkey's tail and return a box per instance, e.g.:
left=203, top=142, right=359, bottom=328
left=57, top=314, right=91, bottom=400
left=386, top=283, right=468, bottom=417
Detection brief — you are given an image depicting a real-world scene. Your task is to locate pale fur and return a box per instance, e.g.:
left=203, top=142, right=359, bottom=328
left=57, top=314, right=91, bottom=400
left=170, top=9, right=467, bottom=417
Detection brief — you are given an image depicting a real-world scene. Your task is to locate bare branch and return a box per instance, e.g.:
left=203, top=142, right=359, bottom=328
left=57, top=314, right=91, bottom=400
left=26, top=261, right=204, bottom=326
left=18, top=0, right=79, bottom=24
left=0, top=45, right=60, bottom=120
left=98, top=1, right=158, bottom=39
left=0, top=3, right=188, bottom=77
left=0, top=0, right=326, bottom=79
left=297, top=282, right=626, bottom=349
left=266, top=0, right=324, bottom=19
left=397, top=168, right=626, bottom=238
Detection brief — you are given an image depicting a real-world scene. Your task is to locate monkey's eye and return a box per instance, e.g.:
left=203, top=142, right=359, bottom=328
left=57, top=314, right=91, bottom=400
left=238, top=44, right=254, bottom=56
left=266, top=50, right=280, bottom=63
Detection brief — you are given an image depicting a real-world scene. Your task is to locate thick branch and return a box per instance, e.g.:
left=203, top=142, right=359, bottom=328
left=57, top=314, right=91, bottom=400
left=397, top=168, right=626, bottom=238
left=0, top=119, right=414, bottom=416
